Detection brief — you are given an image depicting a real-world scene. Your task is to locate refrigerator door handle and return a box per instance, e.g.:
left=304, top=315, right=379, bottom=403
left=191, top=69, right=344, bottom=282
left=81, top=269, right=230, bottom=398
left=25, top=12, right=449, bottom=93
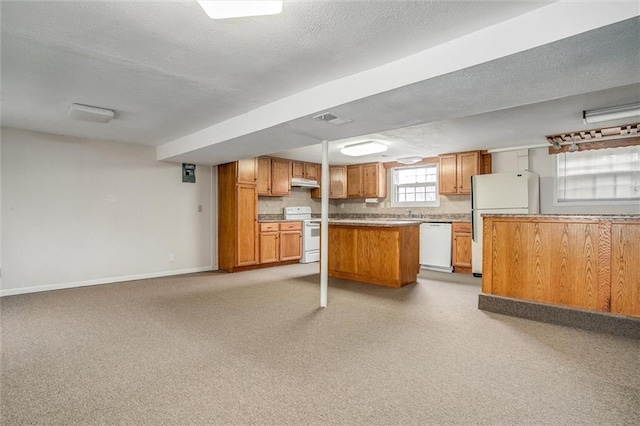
left=471, top=211, right=476, bottom=242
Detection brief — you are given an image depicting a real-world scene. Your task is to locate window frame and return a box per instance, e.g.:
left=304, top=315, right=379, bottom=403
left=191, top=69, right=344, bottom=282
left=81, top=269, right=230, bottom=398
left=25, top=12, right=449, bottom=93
left=390, top=164, right=440, bottom=208
left=554, top=145, right=640, bottom=206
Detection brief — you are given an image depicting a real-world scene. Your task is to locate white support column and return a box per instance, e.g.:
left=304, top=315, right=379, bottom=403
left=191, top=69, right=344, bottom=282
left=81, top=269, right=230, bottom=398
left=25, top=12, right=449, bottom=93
left=320, top=140, right=329, bottom=307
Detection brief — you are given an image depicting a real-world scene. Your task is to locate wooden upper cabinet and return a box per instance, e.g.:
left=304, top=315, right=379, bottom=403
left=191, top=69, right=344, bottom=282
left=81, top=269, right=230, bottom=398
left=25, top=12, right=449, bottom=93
left=439, top=151, right=489, bottom=195
left=292, top=161, right=305, bottom=179
left=457, top=151, right=481, bottom=194
left=329, top=166, right=347, bottom=199
left=346, top=163, right=386, bottom=198
left=257, top=157, right=272, bottom=195
left=305, top=163, right=319, bottom=181
left=257, top=157, right=291, bottom=196
left=236, top=157, right=257, bottom=185
left=292, top=161, right=319, bottom=181
left=347, top=165, right=363, bottom=197
left=362, top=162, right=386, bottom=198
left=271, top=158, right=291, bottom=196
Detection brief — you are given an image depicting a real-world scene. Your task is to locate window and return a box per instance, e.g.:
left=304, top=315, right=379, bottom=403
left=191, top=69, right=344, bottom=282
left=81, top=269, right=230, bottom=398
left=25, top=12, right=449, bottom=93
left=556, top=145, right=640, bottom=203
left=391, top=164, right=439, bottom=207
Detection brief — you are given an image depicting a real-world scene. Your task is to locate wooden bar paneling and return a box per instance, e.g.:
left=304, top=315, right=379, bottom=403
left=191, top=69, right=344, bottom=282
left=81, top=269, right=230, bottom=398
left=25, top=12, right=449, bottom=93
left=611, top=223, right=640, bottom=316
left=482, top=215, right=640, bottom=317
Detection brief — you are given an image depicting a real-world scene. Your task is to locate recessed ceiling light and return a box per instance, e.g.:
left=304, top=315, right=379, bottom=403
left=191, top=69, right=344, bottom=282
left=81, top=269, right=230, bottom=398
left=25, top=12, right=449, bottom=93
left=340, top=141, right=388, bottom=157
left=68, top=103, right=115, bottom=123
left=197, top=1, right=283, bottom=19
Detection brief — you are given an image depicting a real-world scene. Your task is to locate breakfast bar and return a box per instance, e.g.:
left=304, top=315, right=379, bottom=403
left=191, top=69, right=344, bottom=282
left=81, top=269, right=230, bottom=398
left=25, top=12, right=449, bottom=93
left=327, top=220, right=421, bottom=288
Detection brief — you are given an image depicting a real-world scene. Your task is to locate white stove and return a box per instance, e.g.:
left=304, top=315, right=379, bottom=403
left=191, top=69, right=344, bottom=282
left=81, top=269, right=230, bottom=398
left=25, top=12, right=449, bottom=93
left=284, top=207, right=319, bottom=263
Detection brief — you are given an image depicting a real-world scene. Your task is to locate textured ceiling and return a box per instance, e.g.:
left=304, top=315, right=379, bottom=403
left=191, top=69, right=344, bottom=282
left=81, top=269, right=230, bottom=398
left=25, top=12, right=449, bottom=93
left=2, top=1, right=639, bottom=165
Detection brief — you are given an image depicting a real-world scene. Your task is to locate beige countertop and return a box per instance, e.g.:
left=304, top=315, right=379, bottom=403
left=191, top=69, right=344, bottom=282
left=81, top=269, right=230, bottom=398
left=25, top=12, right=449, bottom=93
left=481, top=214, right=640, bottom=222
left=328, top=219, right=422, bottom=227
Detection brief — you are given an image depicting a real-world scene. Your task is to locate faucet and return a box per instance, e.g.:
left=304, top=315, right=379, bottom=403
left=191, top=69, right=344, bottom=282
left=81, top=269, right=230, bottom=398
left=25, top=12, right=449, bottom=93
left=406, top=209, right=412, bottom=218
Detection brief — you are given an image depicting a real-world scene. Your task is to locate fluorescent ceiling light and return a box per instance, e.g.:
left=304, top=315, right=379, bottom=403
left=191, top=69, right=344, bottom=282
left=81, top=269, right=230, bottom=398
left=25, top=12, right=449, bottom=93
left=68, top=103, right=115, bottom=123
left=396, top=156, right=422, bottom=165
left=197, top=1, right=283, bottom=19
left=340, top=141, right=388, bottom=157
left=583, top=102, right=640, bottom=124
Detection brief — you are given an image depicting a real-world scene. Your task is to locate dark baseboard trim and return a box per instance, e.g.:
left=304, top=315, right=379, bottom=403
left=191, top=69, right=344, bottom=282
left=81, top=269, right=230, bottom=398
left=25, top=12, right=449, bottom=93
left=478, top=294, right=640, bottom=340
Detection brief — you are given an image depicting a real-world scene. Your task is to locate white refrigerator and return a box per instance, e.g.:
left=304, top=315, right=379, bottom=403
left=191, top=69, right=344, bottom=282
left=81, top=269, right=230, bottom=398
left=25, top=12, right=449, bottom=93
left=471, top=171, right=540, bottom=276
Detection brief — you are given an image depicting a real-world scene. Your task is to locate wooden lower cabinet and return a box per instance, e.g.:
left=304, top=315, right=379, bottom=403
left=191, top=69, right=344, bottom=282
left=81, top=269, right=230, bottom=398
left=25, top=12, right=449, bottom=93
left=279, top=222, right=303, bottom=260
left=259, top=222, right=302, bottom=264
left=482, top=215, right=640, bottom=317
left=259, top=223, right=280, bottom=264
left=452, top=222, right=472, bottom=273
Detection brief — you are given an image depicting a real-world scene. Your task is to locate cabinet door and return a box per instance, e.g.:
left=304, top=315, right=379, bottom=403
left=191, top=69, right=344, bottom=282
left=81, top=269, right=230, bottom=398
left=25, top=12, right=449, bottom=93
left=237, top=158, right=257, bottom=185
left=329, top=166, right=347, bottom=198
left=280, top=230, right=302, bottom=260
left=236, top=184, right=258, bottom=266
left=257, top=157, right=272, bottom=195
left=438, top=154, right=458, bottom=195
left=305, top=163, right=319, bottom=181
left=457, top=151, right=480, bottom=194
left=259, top=232, right=279, bottom=264
left=292, top=161, right=305, bottom=179
left=452, top=222, right=472, bottom=270
left=347, top=165, right=363, bottom=197
left=363, top=163, right=386, bottom=198
left=271, top=159, right=291, bottom=196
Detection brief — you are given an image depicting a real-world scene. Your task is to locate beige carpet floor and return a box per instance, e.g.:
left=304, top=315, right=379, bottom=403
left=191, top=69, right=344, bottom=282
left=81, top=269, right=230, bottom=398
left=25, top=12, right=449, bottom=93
left=1, top=263, right=639, bottom=425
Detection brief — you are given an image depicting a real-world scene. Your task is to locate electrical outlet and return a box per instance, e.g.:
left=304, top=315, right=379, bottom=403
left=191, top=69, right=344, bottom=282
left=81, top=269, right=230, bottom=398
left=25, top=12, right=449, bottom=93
left=169, top=253, right=175, bottom=262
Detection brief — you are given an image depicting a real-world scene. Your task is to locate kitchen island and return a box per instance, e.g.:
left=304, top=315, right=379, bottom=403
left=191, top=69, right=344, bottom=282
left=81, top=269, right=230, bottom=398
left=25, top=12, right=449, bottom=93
left=328, top=220, right=421, bottom=288
left=479, top=214, right=640, bottom=337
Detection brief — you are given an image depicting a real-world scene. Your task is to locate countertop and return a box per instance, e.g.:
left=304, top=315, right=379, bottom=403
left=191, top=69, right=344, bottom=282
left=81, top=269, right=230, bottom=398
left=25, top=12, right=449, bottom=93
left=258, top=213, right=471, bottom=223
left=481, top=214, right=640, bottom=222
left=327, top=219, right=421, bottom=227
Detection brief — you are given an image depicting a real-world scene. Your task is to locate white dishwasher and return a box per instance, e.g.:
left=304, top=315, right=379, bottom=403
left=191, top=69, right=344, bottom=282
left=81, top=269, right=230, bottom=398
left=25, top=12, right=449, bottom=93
left=419, top=223, right=453, bottom=273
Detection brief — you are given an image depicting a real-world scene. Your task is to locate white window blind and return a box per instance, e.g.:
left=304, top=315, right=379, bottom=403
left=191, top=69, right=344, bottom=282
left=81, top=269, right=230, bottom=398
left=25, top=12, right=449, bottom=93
left=556, top=145, right=640, bottom=202
left=391, top=164, right=439, bottom=207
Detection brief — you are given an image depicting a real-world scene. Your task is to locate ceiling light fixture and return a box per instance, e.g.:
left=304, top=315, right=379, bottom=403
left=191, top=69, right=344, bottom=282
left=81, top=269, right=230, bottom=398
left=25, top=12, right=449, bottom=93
left=197, top=1, right=283, bottom=19
left=396, top=156, right=422, bottom=165
left=340, top=141, right=388, bottom=157
left=583, top=102, right=640, bottom=124
left=68, top=103, right=115, bottom=123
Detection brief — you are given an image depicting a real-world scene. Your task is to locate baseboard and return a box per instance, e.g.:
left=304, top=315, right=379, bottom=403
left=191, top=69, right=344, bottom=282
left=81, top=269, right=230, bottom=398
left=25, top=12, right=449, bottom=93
left=478, top=293, right=640, bottom=339
left=0, top=266, right=214, bottom=297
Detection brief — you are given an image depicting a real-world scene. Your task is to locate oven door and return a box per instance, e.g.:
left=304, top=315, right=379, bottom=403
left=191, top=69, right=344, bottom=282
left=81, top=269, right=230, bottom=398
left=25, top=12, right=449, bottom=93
left=303, top=221, right=320, bottom=252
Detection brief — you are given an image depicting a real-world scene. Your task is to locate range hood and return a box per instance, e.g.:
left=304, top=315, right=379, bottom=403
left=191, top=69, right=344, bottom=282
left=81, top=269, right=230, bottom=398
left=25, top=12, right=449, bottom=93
left=291, top=177, right=320, bottom=188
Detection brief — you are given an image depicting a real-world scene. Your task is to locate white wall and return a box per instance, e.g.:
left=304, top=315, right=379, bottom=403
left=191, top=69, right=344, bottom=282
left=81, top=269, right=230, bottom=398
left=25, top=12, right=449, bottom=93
left=493, top=147, right=639, bottom=215
left=1, top=128, right=214, bottom=296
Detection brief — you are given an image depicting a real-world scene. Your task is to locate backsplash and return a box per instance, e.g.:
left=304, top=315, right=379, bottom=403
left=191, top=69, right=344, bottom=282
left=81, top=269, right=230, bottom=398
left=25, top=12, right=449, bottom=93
left=258, top=188, right=321, bottom=215
left=258, top=187, right=471, bottom=218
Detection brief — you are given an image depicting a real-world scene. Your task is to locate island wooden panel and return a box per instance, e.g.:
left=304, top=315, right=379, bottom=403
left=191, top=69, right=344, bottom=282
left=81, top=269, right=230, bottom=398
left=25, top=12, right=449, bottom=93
left=482, top=215, right=640, bottom=317
left=328, top=223, right=419, bottom=288
left=611, top=223, right=640, bottom=316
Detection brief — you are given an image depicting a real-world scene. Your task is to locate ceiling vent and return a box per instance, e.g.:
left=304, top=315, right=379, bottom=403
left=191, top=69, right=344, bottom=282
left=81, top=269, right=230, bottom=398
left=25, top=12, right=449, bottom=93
left=313, top=112, right=352, bottom=126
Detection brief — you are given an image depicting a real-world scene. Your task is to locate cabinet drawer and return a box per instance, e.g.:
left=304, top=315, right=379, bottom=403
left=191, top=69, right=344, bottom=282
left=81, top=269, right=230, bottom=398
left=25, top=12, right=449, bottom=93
left=260, top=222, right=279, bottom=232
left=280, top=221, right=302, bottom=231
left=452, top=222, right=471, bottom=233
